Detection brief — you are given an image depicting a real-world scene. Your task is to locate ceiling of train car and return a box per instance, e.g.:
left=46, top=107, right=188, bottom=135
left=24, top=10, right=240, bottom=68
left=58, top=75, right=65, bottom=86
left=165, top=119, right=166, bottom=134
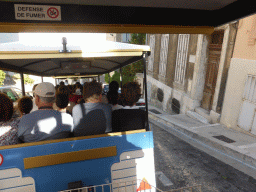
left=5, top=0, right=238, bottom=10
left=0, top=0, right=254, bottom=28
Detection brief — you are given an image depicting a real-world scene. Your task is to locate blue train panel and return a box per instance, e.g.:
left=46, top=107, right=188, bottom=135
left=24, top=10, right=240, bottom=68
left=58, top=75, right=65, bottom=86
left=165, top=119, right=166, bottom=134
left=0, top=130, right=155, bottom=192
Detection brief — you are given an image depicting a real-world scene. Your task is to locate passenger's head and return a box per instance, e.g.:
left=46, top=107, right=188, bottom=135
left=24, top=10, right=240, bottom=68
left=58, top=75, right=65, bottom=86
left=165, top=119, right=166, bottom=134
left=75, top=82, right=81, bottom=87
left=58, top=85, right=70, bottom=95
left=33, top=82, right=56, bottom=108
left=32, top=83, right=38, bottom=97
left=109, top=81, right=119, bottom=92
left=69, top=85, right=76, bottom=94
left=59, top=81, right=65, bottom=86
left=107, top=90, right=119, bottom=105
left=56, top=93, right=69, bottom=110
left=75, top=83, right=83, bottom=95
left=18, top=96, right=33, bottom=116
left=83, top=80, right=102, bottom=103
left=0, top=93, right=13, bottom=122
left=122, top=82, right=141, bottom=107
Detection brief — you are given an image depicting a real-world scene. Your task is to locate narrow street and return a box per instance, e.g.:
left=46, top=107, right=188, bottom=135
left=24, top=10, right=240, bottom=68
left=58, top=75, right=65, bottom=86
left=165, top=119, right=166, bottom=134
left=150, top=119, right=256, bottom=192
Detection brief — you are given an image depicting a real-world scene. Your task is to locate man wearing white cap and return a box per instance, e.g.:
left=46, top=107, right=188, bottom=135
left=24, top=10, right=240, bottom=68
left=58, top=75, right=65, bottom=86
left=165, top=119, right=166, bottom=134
left=18, top=82, right=73, bottom=143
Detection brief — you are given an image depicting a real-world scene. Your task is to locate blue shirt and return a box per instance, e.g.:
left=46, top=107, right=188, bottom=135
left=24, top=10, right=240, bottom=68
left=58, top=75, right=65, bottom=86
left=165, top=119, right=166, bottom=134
left=18, top=110, right=73, bottom=142
left=72, top=102, right=112, bottom=136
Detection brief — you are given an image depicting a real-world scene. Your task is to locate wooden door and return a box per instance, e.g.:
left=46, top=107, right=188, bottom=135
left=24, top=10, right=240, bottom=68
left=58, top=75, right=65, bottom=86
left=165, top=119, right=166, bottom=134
left=201, top=31, right=224, bottom=110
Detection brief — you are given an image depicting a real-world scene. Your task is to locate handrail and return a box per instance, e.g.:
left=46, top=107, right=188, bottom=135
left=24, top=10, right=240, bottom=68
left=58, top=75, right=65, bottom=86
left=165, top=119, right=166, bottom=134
left=58, top=179, right=202, bottom=192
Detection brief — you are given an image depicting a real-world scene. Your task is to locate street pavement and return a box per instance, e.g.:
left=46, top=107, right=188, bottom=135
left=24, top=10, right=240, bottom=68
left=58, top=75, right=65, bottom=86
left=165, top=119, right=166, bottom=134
left=147, top=104, right=256, bottom=191
left=151, top=119, right=256, bottom=192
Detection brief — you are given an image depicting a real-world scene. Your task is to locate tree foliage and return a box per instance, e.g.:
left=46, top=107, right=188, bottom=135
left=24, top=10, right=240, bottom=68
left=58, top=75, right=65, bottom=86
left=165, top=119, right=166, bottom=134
left=105, top=71, right=136, bottom=87
left=13, top=73, right=35, bottom=85
left=105, top=73, right=110, bottom=84
left=122, top=33, right=146, bottom=83
left=105, top=34, right=146, bottom=86
left=0, top=70, right=6, bottom=85
left=111, top=71, right=121, bottom=85
left=24, top=74, right=35, bottom=85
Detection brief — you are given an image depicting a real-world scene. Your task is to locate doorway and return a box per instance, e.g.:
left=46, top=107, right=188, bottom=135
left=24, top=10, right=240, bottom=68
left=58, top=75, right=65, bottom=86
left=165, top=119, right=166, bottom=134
left=201, top=31, right=224, bottom=110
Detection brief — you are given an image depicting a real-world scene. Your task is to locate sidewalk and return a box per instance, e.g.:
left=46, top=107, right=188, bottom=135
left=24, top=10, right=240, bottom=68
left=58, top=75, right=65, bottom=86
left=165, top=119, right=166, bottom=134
left=148, top=105, right=256, bottom=180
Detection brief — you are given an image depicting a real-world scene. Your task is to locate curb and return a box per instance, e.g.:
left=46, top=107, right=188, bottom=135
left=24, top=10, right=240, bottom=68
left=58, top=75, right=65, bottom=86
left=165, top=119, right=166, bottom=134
left=148, top=111, right=256, bottom=180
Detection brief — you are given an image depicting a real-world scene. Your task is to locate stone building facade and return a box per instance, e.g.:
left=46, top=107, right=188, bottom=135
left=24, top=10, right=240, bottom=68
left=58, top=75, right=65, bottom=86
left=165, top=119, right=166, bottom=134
left=146, top=23, right=237, bottom=123
left=221, top=14, right=256, bottom=135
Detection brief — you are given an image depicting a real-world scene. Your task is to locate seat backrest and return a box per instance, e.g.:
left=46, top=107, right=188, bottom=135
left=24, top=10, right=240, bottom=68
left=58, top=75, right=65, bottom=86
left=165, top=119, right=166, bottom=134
left=42, top=131, right=71, bottom=141
left=112, top=109, right=146, bottom=132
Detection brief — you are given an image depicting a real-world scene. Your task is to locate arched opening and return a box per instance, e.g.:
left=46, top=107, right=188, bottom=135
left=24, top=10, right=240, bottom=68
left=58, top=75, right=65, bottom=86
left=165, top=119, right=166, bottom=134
left=157, top=88, right=164, bottom=102
left=171, top=98, right=180, bottom=114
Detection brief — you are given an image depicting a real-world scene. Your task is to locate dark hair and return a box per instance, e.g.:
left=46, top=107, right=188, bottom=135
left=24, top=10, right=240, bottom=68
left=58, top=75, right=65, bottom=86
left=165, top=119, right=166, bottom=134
left=0, top=93, right=14, bottom=121
left=123, top=82, right=141, bottom=107
left=107, top=90, right=119, bottom=105
left=18, top=96, right=33, bottom=115
left=109, top=81, right=119, bottom=92
left=56, top=93, right=69, bottom=109
left=58, top=85, right=70, bottom=95
left=83, top=80, right=102, bottom=101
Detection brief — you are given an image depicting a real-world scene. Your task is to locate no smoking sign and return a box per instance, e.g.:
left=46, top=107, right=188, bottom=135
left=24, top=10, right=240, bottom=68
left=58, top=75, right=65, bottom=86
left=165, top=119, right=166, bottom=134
left=0, top=154, right=3, bottom=166
left=15, top=4, right=61, bottom=21
left=47, top=7, right=59, bottom=19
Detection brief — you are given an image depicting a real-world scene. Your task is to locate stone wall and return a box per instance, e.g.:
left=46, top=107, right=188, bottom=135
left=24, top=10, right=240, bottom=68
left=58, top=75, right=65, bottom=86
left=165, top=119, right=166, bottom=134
left=146, top=34, right=202, bottom=115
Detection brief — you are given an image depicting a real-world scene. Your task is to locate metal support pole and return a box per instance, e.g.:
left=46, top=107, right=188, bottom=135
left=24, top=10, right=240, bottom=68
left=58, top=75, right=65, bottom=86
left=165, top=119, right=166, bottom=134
left=20, top=72, right=25, bottom=96
left=143, top=53, right=149, bottom=131
left=41, top=76, right=44, bottom=82
left=120, top=68, right=123, bottom=88
left=108, top=73, right=110, bottom=84
left=98, top=75, right=100, bottom=82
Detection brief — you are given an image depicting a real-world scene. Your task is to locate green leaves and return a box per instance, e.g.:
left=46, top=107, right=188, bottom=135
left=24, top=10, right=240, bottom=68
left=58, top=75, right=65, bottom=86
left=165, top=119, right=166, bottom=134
left=105, top=33, right=146, bottom=85
left=0, top=70, right=6, bottom=85
left=13, top=73, right=35, bottom=85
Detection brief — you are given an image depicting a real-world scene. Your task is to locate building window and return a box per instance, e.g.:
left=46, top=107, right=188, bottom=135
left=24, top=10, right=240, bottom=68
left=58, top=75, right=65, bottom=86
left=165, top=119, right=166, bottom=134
left=174, top=34, right=190, bottom=84
left=148, top=35, right=155, bottom=72
left=243, top=74, right=256, bottom=103
left=159, top=34, right=169, bottom=77
left=121, top=33, right=131, bottom=43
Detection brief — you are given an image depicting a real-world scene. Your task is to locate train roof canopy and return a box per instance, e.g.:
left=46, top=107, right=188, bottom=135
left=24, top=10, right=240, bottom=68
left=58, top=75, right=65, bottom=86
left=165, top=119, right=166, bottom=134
left=0, top=0, right=255, bottom=34
left=0, top=37, right=150, bottom=77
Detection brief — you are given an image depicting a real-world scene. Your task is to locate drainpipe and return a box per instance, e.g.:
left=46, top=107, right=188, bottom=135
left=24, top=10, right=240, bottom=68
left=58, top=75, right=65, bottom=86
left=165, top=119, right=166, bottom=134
left=230, top=21, right=239, bottom=58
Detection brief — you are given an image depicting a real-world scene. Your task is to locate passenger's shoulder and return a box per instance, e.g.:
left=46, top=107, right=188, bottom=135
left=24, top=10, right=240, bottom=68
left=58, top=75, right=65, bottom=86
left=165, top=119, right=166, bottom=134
left=73, top=103, right=83, bottom=110
left=61, top=112, right=73, bottom=119
left=19, top=111, right=35, bottom=121
left=102, top=103, right=112, bottom=112
left=101, top=103, right=111, bottom=109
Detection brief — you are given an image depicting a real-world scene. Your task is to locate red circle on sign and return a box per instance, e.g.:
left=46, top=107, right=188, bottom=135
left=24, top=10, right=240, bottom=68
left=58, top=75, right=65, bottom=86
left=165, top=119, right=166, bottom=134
left=47, top=7, right=59, bottom=19
left=0, top=154, right=3, bottom=166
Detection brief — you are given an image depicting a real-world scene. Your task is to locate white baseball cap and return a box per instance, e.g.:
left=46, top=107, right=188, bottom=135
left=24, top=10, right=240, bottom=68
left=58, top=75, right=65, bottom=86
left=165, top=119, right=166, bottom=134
left=33, top=82, right=55, bottom=97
